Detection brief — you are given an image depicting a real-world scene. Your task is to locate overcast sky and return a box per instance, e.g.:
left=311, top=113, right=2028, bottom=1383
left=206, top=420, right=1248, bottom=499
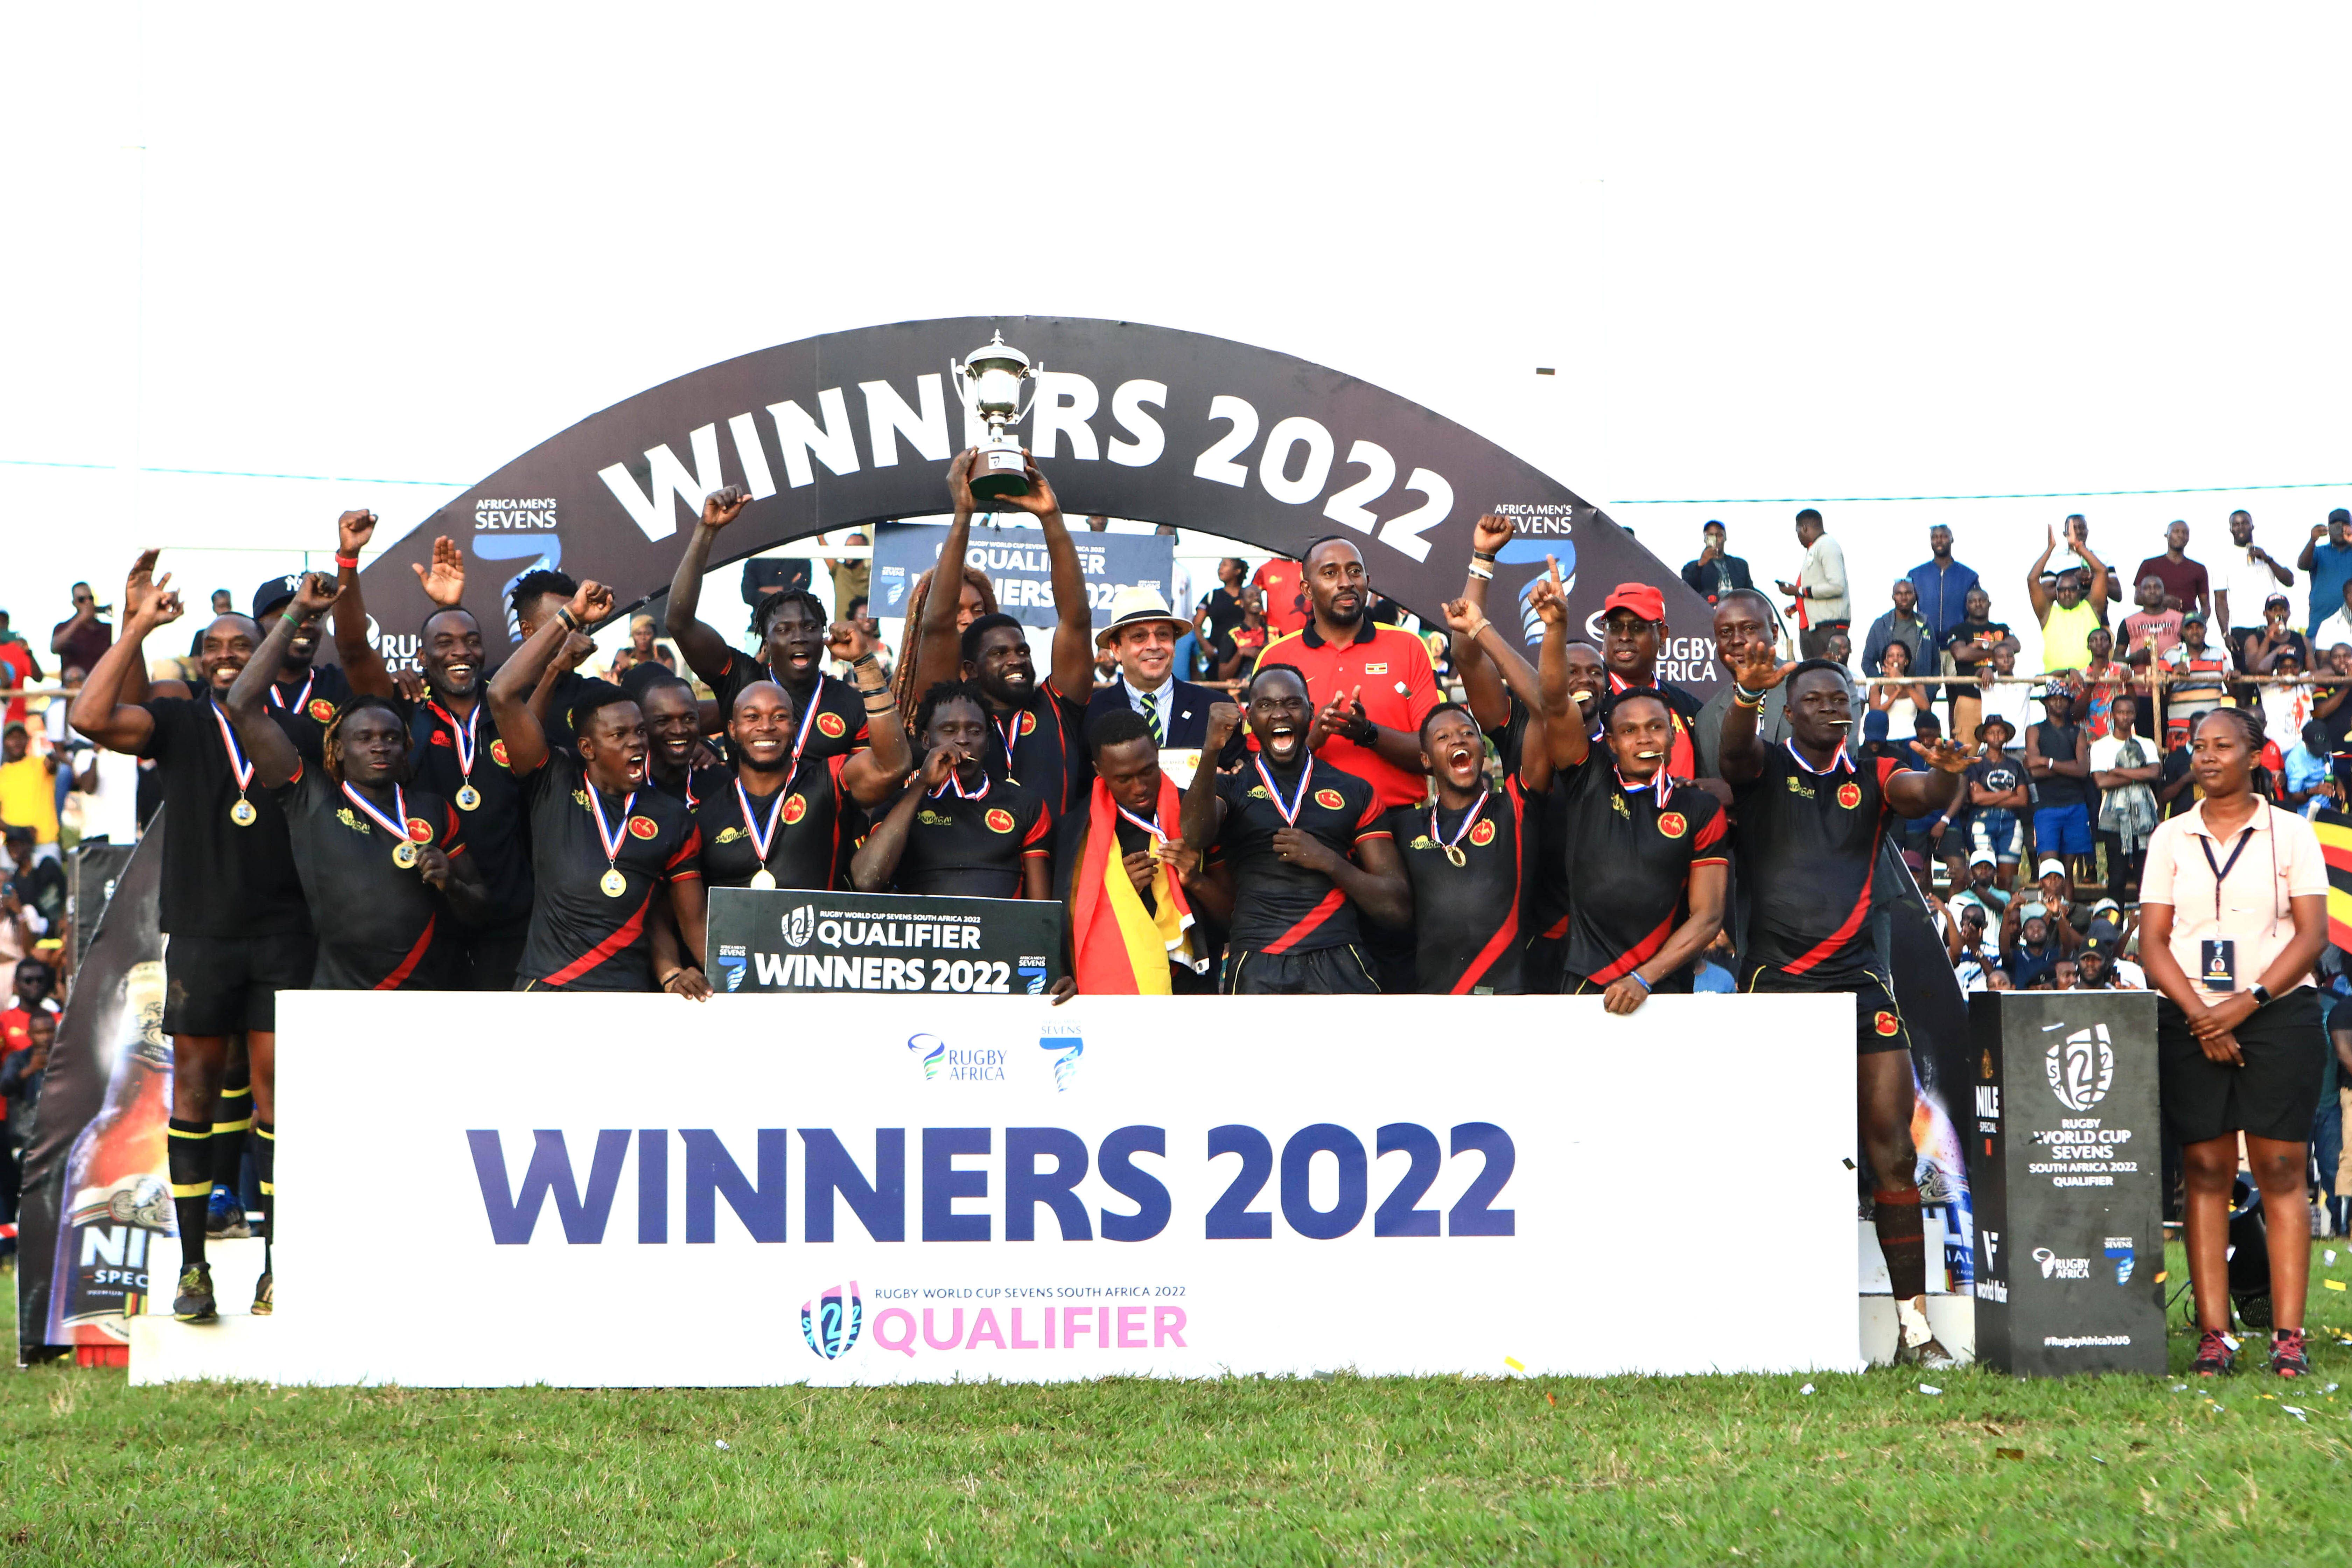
left=8, top=4, right=2349, bottom=670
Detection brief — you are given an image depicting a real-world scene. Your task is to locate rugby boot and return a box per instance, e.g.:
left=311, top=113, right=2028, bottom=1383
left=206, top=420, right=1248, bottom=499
left=173, top=1262, right=218, bottom=1324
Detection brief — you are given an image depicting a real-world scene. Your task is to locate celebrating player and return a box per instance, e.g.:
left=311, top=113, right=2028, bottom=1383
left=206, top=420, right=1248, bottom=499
left=698, top=672, right=909, bottom=890
left=854, top=681, right=1053, bottom=897
left=899, top=450, right=1095, bottom=817
left=487, top=580, right=710, bottom=997
left=1062, top=707, right=1219, bottom=994
left=1716, top=648, right=1977, bottom=1369
left=665, top=485, right=873, bottom=765
left=1179, top=664, right=1410, bottom=994
left=70, top=551, right=315, bottom=1322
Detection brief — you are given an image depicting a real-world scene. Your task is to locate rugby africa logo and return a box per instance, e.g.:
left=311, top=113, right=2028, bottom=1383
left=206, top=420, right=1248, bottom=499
left=907, top=1033, right=946, bottom=1080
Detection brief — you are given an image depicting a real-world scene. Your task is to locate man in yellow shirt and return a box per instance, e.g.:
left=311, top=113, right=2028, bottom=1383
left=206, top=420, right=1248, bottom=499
left=2027, top=521, right=2111, bottom=675
left=0, top=722, right=59, bottom=853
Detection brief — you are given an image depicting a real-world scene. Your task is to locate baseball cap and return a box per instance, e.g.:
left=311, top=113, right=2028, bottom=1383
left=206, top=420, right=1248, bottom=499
left=1969, top=848, right=1997, bottom=868
left=2332, top=508, right=2351, bottom=526
left=2037, top=856, right=2068, bottom=879
left=1862, top=709, right=1890, bottom=743
left=251, top=573, right=304, bottom=620
left=2017, top=901, right=2048, bottom=922
left=1601, top=583, right=1665, bottom=622
left=2091, top=897, right=2121, bottom=917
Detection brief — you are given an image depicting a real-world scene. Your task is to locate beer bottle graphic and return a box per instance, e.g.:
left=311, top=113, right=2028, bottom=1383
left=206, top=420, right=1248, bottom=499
left=46, top=960, right=174, bottom=1344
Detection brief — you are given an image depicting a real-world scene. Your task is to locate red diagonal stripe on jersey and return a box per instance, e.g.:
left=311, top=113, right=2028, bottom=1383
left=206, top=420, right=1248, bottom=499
left=542, top=897, right=649, bottom=987
left=1262, top=888, right=1344, bottom=955
left=1780, top=853, right=1879, bottom=977
left=1451, top=785, right=1526, bottom=994
left=1588, top=911, right=1676, bottom=984
left=373, top=913, right=438, bottom=991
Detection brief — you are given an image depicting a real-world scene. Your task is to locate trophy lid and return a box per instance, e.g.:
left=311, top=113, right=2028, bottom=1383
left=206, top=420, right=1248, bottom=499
left=963, top=331, right=1031, bottom=373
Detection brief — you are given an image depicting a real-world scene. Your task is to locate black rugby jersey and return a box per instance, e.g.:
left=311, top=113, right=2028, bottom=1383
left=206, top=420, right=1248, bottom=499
left=1484, top=694, right=1577, bottom=952
left=1383, top=777, right=1541, bottom=994
left=516, top=748, right=702, bottom=991
left=1731, top=740, right=1903, bottom=981
left=707, top=655, right=872, bottom=765
left=264, top=663, right=353, bottom=765
left=982, top=682, right=1090, bottom=820
left=890, top=776, right=1051, bottom=897
left=136, top=698, right=312, bottom=938
left=1555, top=757, right=1727, bottom=986
left=694, top=757, right=854, bottom=890
left=404, top=696, right=533, bottom=927
left=1215, top=758, right=1389, bottom=955
left=272, top=766, right=462, bottom=989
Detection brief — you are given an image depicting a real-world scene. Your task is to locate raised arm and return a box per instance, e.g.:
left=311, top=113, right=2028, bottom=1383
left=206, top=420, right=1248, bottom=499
left=908, top=452, right=985, bottom=698
left=1442, top=596, right=1553, bottom=793
left=2025, top=527, right=2057, bottom=622
left=1884, top=735, right=1974, bottom=820
left=226, top=573, right=336, bottom=788
left=837, top=652, right=915, bottom=807
left=1180, top=702, right=1240, bottom=855
left=487, top=580, right=611, bottom=776
left=2078, top=540, right=2113, bottom=616
left=985, top=456, right=1093, bottom=699
left=68, top=550, right=177, bottom=754
left=331, top=511, right=466, bottom=699
left=1714, top=635, right=1790, bottom=788
left=1450, top=514, right=1517, bottom=730
left=663, top=486, right=754, bottom=686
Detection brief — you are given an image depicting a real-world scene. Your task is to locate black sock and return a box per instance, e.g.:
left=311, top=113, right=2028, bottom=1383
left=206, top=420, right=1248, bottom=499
left=254, top=1121, right=275, bottom=1275
left=211, top=1077, right=251, bottom=1195
left=1873, top=1187, right=1928, bottom=1301
left=167, top=1118, right=212, bottom=1270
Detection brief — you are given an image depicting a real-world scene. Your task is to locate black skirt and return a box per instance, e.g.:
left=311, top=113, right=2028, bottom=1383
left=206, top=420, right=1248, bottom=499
left=2158, top=986, right=2326, bottom=1145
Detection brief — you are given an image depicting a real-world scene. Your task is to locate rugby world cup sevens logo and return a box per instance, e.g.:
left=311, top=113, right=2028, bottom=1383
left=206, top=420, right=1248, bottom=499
left=907, top=1033, right=946, bottom=1080
left=801, top=1281, right=863, bottom=1360
left=2045, top=1022, right=2115, bottom=1112
left=1040, top=1028, right=1084, bottom=1091
left=781, top=903, right=817, bottom=948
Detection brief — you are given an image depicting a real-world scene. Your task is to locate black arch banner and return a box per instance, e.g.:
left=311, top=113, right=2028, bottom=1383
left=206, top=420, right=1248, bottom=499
left=356, top=315, right=1721, bottom=695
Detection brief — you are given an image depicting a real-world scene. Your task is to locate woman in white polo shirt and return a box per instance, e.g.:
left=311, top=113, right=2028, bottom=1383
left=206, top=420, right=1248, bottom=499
left=2139, top=707, right=2329, bottom=1379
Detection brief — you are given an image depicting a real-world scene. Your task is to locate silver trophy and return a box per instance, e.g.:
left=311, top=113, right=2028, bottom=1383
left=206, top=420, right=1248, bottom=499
left=950, top=332, right=1040, bottom=499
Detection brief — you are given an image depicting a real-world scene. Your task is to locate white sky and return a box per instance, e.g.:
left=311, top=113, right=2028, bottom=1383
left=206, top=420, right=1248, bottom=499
left=7, top=3, right=2350, bottom=673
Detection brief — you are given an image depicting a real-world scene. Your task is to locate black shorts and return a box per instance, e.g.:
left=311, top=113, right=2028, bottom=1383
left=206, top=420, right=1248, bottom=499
left=1519, top=933, right=1565, bottom=996
left=2160, top=986, right=2326, bottom=1146
left=1222, top=945, right=1380, bottom=996
left=1744, top=963, right=1910, bottom=1056
left=1560, top=969, right=1695, bottom=997
left=461, top=917, right=532, bottom=993
left=162, top=931, right=316, bottom=1037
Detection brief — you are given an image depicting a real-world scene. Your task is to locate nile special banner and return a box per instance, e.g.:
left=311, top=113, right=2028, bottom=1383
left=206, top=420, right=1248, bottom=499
left=16, top=820, right=169, bottom=1359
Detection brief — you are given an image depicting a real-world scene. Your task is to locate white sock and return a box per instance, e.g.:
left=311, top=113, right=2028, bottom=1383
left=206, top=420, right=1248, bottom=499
left=1896, top=1295, right=1934, bottom=1347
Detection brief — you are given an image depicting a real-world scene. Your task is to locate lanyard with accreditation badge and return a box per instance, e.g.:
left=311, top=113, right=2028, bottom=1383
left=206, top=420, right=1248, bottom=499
left=2197, top=817, right=2260, bottom=990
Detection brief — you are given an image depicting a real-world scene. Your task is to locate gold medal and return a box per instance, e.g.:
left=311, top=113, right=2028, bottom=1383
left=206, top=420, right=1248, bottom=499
left=748, top=868, right=777, bottom=891
left=455, top=784, right=481, bottom=811
left=599, top=868, right=628, bottom=898
left=1442, top=845, right=1467, bottom=869
left=230, top=797, right=258, bottom=827
left=393, top=841, right=419, bottom=869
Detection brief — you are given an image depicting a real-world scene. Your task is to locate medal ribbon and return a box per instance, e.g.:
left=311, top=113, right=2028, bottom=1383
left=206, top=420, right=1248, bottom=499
left=1614, top=768, right=1673, bottom=809
left=1255, top=757, right=1314, bottom=826
left=1428, top=792, right=1487, bottom=858
left=586, top=784, right=638, bottom=868
left=736, top=778, right=786, bottom=866
left=427, top=699, right=478, bottom=785
left=209, top=701, right=257, bottom=792
left=1784, top=738, right=1852, bottom=775
left=1115, top=802, right=1168, bottom=843
left=931, top=767, right=991, bottom=802
left=993, top=710, right=1024, bottom=769
left=340, top=779, right=411, bottom=843
left=267, top=671, right=315, bottom=713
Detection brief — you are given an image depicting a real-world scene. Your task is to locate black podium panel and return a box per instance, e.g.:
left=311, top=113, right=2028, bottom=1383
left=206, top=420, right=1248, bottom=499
left=1968, top=990, right=2167, bottom=1377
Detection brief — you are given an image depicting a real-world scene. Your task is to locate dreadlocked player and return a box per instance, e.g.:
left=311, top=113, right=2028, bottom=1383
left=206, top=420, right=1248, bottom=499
left=1717, top=651, right=1977, bottom=1369
left=666, top=485, right=873, bottom=767
left=223, top=572, right=491, bottom=1313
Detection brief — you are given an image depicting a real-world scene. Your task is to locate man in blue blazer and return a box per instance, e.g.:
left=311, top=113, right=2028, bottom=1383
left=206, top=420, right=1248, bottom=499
left=1085, top=587, right=1223, bottom=750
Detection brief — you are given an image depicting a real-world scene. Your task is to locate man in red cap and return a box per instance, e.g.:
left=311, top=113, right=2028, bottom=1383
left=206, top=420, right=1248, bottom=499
left=1598, top=581, right=1703, bottom=780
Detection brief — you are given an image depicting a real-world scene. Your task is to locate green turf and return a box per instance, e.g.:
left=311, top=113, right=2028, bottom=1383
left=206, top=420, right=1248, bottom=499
left=8, top=1242, right=2352, bottom=1566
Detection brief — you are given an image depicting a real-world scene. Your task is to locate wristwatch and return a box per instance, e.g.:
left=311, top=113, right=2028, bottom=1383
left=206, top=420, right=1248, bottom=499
left=2250, top=983, right=2275, bottom=1007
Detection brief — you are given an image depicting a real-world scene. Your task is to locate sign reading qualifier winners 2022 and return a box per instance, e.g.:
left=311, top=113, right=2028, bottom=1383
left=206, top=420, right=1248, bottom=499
left=706, top=887, right=1067, bottom=996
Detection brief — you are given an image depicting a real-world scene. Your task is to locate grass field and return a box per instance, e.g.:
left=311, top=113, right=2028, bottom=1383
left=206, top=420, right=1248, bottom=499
left=8, top=1242, right=2352, bottom=1566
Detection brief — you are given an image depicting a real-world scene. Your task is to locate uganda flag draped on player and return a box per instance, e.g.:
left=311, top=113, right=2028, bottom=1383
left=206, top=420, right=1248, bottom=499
left=2310, top=805, right=2352, bottom=951
left=1071, top=775, right=1197, bottom=995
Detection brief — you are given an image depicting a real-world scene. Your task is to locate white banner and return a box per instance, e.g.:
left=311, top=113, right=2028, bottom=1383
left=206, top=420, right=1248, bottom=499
left=216, top=992, right=1859, bottom=1386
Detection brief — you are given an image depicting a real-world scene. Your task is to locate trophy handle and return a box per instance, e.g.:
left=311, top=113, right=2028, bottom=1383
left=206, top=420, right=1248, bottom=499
left=1011, top=361, right=1042, bottom=426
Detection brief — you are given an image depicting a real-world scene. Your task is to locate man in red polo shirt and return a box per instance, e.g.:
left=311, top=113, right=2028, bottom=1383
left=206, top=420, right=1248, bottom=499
left=1256, top=536, right=1441, bottom=812
left=1597, top=581, right=1703, bottom=780
left=1251, top=556, right=1311, bottom=639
